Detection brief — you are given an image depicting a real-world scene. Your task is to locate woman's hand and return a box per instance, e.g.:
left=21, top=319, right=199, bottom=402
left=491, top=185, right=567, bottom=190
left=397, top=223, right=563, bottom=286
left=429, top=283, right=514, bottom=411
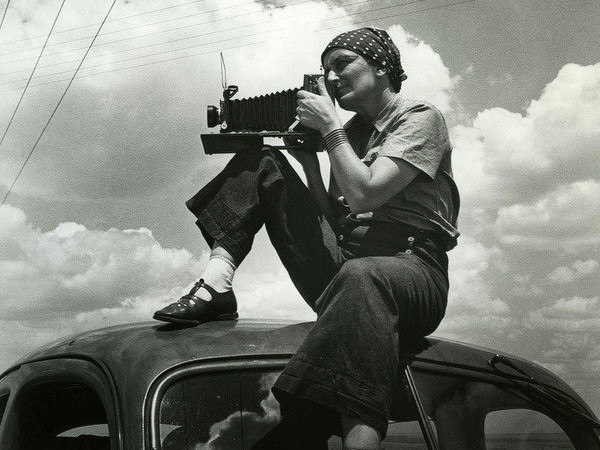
left=297, top=77, right=343, bottom=135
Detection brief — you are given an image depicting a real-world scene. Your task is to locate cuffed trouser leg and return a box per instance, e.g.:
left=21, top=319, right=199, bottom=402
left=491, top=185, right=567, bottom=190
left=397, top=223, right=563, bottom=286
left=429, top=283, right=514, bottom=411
left=186, top=147, right=343, bottom=309
left=273, top=254, right=448, bottom=438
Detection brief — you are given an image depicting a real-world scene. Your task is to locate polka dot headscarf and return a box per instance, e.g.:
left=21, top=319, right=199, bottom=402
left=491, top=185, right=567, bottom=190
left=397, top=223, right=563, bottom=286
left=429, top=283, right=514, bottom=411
left=321, top=27, right=407, bottom=91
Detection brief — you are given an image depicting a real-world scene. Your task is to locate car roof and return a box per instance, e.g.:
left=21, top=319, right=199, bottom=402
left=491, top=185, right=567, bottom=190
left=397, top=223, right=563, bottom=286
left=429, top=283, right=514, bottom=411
left=1, top=319, right=587, bottom=409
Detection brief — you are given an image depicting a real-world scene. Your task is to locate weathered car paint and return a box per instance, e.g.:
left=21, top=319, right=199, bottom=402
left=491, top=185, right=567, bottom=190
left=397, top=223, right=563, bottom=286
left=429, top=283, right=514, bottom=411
left=1, top=319, right=598, bottom=449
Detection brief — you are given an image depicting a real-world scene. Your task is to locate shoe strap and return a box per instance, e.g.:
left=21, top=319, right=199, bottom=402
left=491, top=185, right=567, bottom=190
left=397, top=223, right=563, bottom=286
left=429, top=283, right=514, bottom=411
left=199, top=280, right=218, bottom=298
left=188, top=279, right=204, bottom=296
left=179, top=295, right=201, bottom=306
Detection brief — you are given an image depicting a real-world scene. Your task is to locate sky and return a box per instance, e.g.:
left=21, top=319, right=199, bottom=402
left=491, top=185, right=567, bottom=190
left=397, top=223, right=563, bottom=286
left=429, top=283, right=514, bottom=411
left=1, top=0, right=600, bottom=418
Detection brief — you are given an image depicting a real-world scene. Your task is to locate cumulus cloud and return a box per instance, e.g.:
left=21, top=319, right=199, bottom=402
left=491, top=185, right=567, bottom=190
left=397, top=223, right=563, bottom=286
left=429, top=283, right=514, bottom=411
left=387, top=25, right=459, bottom=114
left=0, top=203, right=315, bottom=371
left=436, top=237, right=511, bottom=346
left=494, top=180, right=600, bottom=249
left=523, top=296, right=600, bottom=400
left=528, top=296, right=600, bottom=333
left=0, top=204, right=206, bottom=366
left=452, top=63, right=600, bottom=210
left=235, top=268, right=315, bottom=321
left=1, top=204, right=205, bottom=318
left=548, top=259, right=599, bottom=284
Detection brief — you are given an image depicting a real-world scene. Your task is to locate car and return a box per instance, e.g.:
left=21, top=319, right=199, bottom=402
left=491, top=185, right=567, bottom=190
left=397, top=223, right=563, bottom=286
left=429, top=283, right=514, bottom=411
left=0, top=319, right=598, bottom=449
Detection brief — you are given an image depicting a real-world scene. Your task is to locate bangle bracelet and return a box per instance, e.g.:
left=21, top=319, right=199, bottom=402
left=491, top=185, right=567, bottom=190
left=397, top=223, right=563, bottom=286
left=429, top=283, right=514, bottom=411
left=323, top=128, right=349, bottom=153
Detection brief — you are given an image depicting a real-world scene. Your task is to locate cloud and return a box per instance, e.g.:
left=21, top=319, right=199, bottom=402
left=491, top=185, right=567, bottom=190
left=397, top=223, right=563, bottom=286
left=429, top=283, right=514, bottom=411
left=1, top=2, right=461, bottom=204
left=528, top=296, right=600, bottom=333
left=387, top=25, right=459, bottom=114
left=0, top=1, right=353, bottom=201
left=494, top=180, right=600, bottom=249
left=452, top=63, right=600, bottom=211
left=436, top=237, right=511, bottom=346
left=0, top=203, right=315, bottom=371
left=0, top=203, right=207, bottom=367
left=523, top=297, right=600, bottom=400
left=1, top=204, right=205, bottom=318
left=235, top=268, right=315, bottom=321
left=548, top=259, right=599, bottom=284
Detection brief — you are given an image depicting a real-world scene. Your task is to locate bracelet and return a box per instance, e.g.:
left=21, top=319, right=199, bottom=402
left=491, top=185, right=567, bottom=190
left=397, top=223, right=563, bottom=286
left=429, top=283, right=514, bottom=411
left=323, top=128, right=349, bottom=153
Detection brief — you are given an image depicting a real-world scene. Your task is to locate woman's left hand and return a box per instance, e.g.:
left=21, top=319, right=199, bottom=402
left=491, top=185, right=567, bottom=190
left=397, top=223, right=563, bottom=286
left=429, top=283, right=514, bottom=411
left=297, top=77, right=343, bottom=135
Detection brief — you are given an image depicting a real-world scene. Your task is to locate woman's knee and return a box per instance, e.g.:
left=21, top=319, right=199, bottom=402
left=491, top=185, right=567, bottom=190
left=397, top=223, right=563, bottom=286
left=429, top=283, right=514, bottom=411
left=336, top=258, right=381, bottom=284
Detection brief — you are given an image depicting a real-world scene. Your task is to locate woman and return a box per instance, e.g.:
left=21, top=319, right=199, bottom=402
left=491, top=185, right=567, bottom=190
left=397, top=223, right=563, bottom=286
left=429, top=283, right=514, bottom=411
left=154, top=27, right=459, bottom=449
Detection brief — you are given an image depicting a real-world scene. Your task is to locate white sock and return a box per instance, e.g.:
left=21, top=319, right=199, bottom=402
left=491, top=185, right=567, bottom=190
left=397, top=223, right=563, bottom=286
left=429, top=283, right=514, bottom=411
left=196, top=254, right=237, bottom=301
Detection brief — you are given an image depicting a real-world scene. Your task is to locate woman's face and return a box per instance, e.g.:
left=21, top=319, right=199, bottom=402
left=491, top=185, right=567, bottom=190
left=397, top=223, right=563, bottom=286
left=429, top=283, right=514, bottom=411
left=322, top=48, right=381, bottom=112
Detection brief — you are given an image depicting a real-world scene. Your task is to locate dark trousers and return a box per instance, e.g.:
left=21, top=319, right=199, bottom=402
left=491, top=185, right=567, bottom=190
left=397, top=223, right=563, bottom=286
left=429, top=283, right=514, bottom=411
left=187, top=148, right=449, bottom=437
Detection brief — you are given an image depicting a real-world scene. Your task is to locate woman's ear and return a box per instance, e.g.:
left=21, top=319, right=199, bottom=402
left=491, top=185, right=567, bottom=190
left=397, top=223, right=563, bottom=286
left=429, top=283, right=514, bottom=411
left=375, top=67, right=388, bottom=77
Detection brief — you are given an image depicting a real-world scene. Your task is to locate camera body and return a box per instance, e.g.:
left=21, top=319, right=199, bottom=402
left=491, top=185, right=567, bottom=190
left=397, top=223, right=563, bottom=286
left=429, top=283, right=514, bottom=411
left=201, top=75, right=325, bottom=154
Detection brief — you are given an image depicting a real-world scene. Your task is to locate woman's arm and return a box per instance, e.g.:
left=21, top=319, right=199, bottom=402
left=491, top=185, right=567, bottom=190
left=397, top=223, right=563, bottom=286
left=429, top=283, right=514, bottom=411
left=296, top=78, right=420, bottom=214
left=327, top=144, right=419, bottom=213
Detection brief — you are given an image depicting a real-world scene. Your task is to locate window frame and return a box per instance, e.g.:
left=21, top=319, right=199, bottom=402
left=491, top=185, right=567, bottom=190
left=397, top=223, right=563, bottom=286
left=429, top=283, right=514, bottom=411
left=0, top=357, right=122, bottom=450
left=145, top=356, right=290, bottom=450
left=407, top=360, right=600, bottom=449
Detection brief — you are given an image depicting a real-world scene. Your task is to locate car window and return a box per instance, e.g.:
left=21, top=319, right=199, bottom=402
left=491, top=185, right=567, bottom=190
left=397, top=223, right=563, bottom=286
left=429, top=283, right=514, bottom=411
left=410, top=369, right=598, bottom=449
left=486, top=409, right=574, bottom=448
left=15, top=380, right=111, bottom=450
left=159, top=371, right=280, bottom=449
left=158, top=369, right=432, bottom=449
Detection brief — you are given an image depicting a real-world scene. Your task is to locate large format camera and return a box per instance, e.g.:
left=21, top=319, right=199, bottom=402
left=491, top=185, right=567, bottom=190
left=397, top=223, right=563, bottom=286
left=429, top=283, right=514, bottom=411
left=201, top=74, right=325, bottom=154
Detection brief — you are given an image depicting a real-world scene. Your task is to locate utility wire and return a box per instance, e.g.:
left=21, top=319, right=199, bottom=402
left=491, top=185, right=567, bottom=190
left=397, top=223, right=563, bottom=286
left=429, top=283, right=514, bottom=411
left=0, top=0, right=9, bottom=34
left=1, top=0, right=437, bottom=90
left=1, top=0, right=118, bottom=208
left=1, top=0, right=473, bottom=93
left=0, top=0, right=361, bottom=78
left=0, top=0, right=257, bottom=58
left=0, top=0, right=219, bottom=46
left=0, top=0, right=306, bottom=69
left=2, top=0, right=474, bottom=94
left=0, top=0, right=67, bottom=153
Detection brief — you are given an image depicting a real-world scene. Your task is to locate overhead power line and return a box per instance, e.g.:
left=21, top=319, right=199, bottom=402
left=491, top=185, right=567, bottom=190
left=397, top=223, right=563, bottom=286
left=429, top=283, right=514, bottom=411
left=0, top=0, right=67, bottom=153
left=0, top=0, right=9, bottom=34
left=0, top=0, right=344, bottom=81
left=0, top=0, right=460, bottom=92
left=0, top=0, right=208, bottom=46
left=1, top=0, right=118, bottom=208
left=0, top=0, right=258, bottom=58
left=0, top=0, right=301, bottom=69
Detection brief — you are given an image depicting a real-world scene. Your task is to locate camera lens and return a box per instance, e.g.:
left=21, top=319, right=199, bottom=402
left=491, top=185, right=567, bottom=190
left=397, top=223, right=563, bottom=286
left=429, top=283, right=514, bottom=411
left=207, top=105, right=221, bottom=127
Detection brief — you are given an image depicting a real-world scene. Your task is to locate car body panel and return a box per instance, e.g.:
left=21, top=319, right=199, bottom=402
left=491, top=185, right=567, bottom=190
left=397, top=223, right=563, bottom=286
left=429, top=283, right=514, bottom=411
left=1, top=319, right=598, bottom=449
